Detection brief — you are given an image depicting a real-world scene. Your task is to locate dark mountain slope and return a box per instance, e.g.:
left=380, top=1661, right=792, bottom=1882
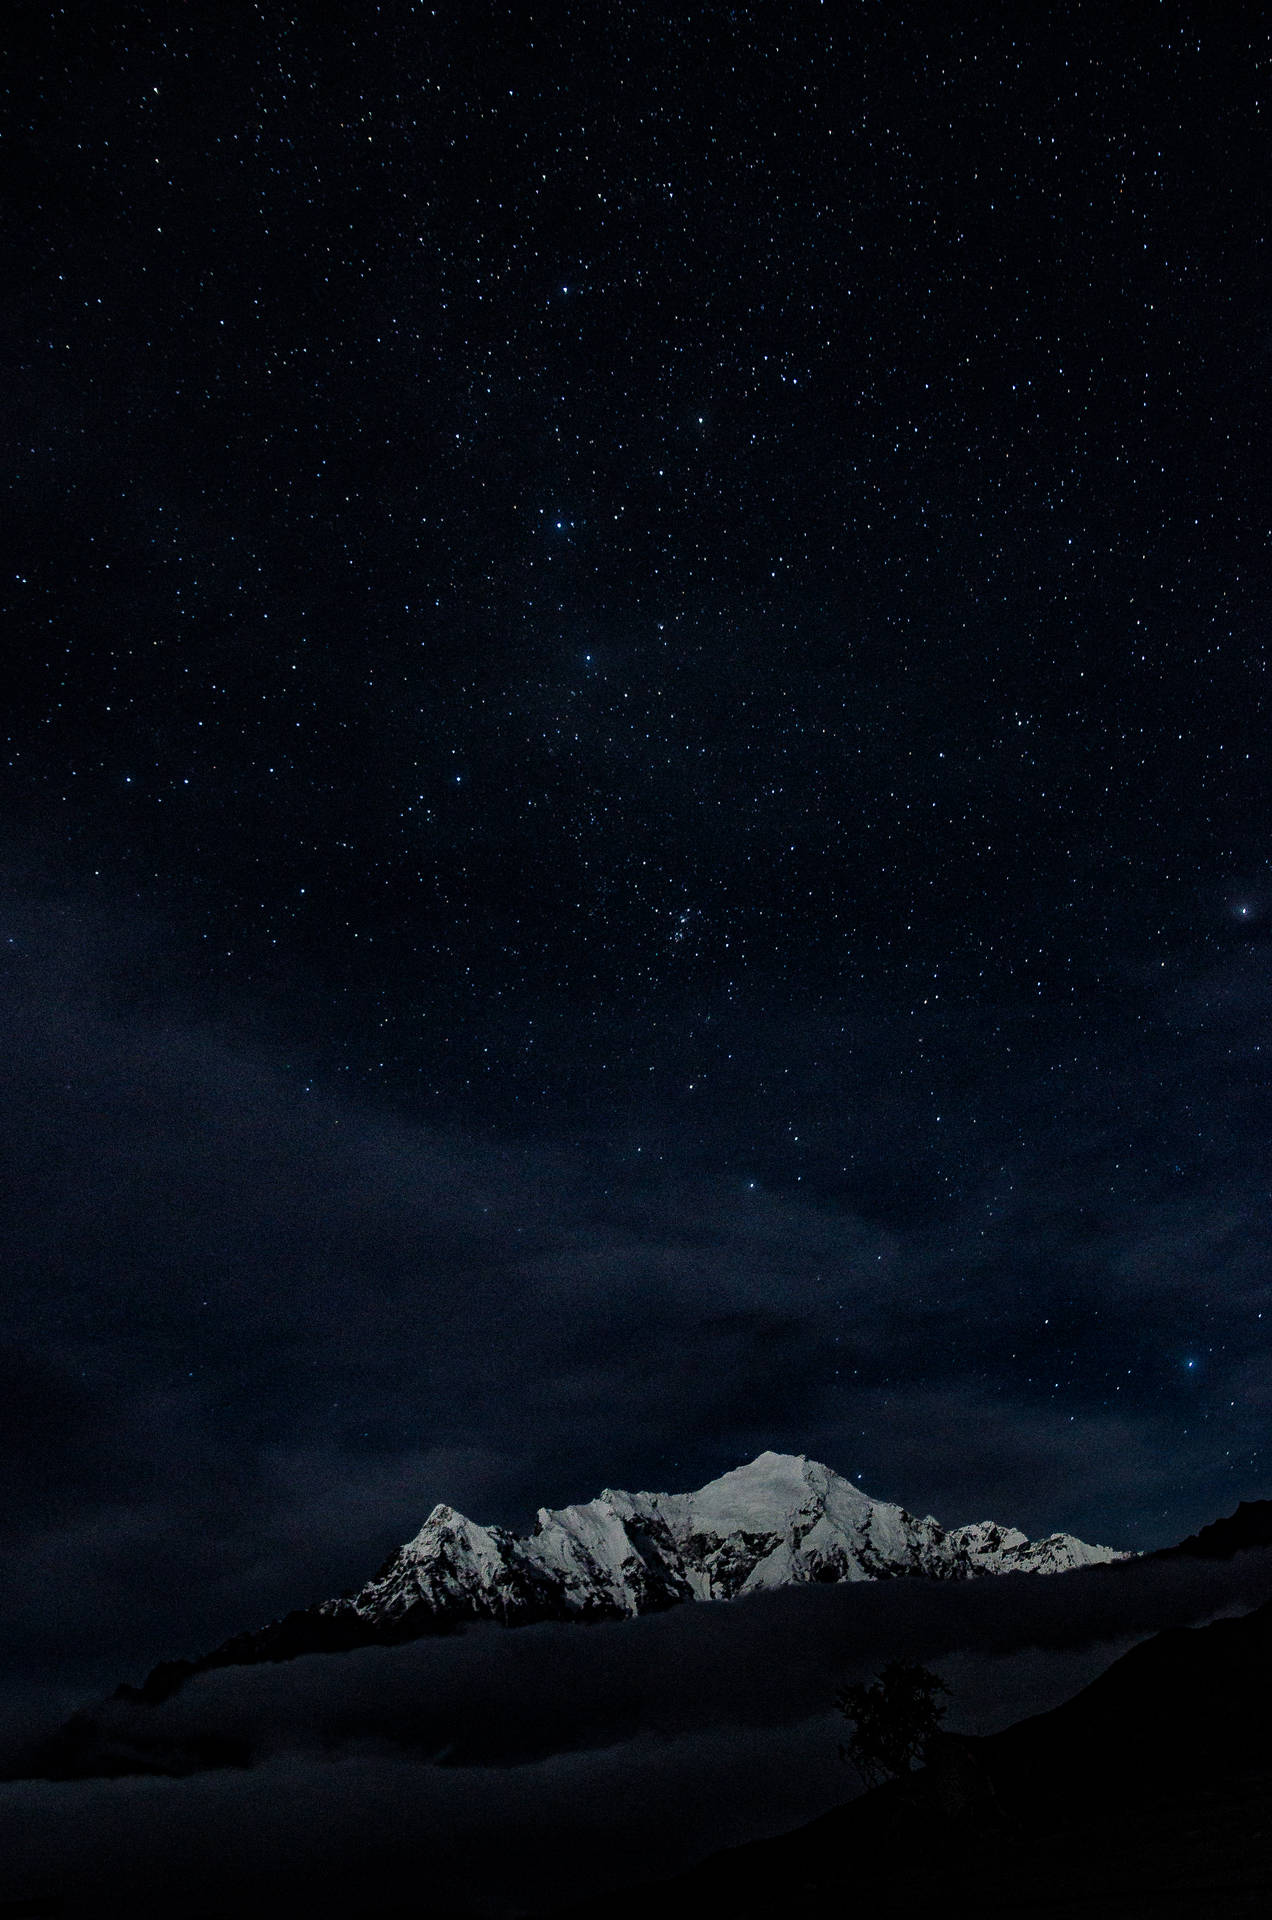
left=553, top=1589, right=1272, bottom=1919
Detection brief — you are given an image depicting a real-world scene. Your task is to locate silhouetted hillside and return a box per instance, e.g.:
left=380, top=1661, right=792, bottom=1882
left=1159, top=1498, right=1272, bottom=1562
left=555, top=1592, right=1272, bottom=1918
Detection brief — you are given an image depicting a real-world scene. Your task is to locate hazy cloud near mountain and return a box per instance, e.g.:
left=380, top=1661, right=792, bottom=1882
left=5, top=1548, right=1272, bottom=1915
left=3, top=880, right=1271, bottom=1761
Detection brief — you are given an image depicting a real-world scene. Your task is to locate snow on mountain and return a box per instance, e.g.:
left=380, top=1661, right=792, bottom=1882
left=317, top=1451, right=1131, bottom=1635
left=15, top=1452, right=1135, bottom=1734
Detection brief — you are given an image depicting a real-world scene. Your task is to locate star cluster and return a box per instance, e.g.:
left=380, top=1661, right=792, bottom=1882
left=9, top=9, right=1268, bottom=1052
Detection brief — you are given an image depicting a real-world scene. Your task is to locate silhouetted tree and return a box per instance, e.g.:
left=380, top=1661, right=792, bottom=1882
left=835, top=1660, right=949, bottom=1789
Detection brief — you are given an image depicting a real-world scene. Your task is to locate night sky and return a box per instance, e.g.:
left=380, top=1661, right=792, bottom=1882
left=5, top=2, right=1272, bottom=1725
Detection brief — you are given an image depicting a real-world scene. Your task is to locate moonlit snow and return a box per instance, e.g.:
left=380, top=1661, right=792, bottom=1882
left=324, top=1451, right=1130, bottom=1633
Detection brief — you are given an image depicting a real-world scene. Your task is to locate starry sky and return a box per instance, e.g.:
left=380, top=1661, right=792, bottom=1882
left=4, top=2, right=1272, bottom=1715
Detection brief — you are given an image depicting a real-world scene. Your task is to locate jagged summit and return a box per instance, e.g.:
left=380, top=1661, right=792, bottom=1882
left=21, top=1452, right=1134, bottom=1743
left=311, top=1448, right=1128, bottom=1642
left=112, top=1453, right=1124, bottom=1707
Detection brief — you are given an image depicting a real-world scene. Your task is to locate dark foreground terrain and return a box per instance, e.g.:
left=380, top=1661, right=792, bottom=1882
left=5, top=1508, right=1272, bottom=1918
left=558, top=1592, right=1272, bottom=1920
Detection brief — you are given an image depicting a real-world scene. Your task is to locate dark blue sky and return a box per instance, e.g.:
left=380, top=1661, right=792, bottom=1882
left=3, top=1, right=1271, bottom=1714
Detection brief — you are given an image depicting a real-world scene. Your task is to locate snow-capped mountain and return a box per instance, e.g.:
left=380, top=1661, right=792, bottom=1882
left=113, top=1452, right=1131, bottom=1702
left=308, top=1450, right=1128, bottom=1639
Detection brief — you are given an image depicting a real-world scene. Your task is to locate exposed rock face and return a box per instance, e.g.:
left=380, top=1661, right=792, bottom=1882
left=263, top=1449, right=1129, bottom=1650
left=8, top=1452, right=1132, bottom=1777
left=95, top=1453, right=1133, bottom=1700
left=96, top=1455, right=1127, bottom=1705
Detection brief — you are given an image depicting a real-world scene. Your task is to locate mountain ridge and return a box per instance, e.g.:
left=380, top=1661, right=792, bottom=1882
left=117, top=1450, right=1129, bottom=1707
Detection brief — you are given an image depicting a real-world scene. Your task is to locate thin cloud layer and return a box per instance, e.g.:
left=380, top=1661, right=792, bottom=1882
left=2, top=882, right=1270, bottom=1756
left=5, top=1549, right=1272, bottom=1916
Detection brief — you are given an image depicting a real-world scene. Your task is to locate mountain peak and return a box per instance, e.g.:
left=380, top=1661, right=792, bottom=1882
left=707, top=1447, right=814, bottom=1486
left=317, top=1451, right=1129, bottom=1640
left=79, top=1452, right=1134, bottom=1712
